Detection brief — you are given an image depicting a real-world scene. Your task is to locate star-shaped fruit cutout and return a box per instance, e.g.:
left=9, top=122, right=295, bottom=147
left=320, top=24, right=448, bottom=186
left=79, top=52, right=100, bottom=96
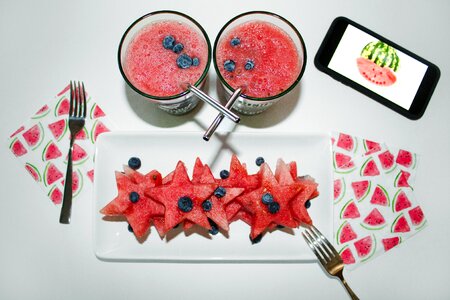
left=238, top=163, right=303, bottom=239
left=145, top=161, right=217, bottom=231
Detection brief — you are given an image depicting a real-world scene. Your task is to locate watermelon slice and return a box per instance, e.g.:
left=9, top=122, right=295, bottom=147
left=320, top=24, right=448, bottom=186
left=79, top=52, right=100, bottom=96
left=54, top=97, right=70, bottom=116
left=90, top=103, right=106, bottom=119
left=354, top=235, right=376, bottom=262
left=363, top=139, right=382, bottom=154
left=42, top=141, right=62, bottom=161
left=48, top=185, right=63, bottom=204
left=25, top=163, right=41, bottom=182
left=70, top=143, right=88, bottom=165
left=43, top=162, right=63, bottom=186
left=351, top=180, right=371, bottom=202
left=392, top=190, right=412, bottom=212
left=87, top=169, right=95, bottom=182
left=22, top=123, right=45, bottom=150
left=382, top=236, right=401, bottom=252
left=361, top=208, right=386, bottom=230
left=339, top=246, right=356, bottom=265
left=334, top=178, right=346, bottom=203
left=391, top=214, right=410, bottom=233
left=124, top=194, right=165, bottom=238
left=74, top=127, right=88, bottom=140
left=290, top=175, right=319, bottom=225
left=377, top=150, right=396, bottom=173
left=10, top=125, right=25, bottom=138
left=32, top=104, right=50, bottom=119
left=340, top=199, right=360, bottom=219
left=333, top=152, right=356, bottom=174
left=394, top=170, right=411, bottom=188
left=9, top=137, right=28, bottom=157
left=90, top=120, right=110, bottom=143
left=357, top=57, right=397, bottom=86
left=336, top=221, right=358, bottom=244
left=370, top=184, right=390, bottom=206
left=360, top=157, right=380, bottom=176
left=71, top=169, right=84, bottom=198
left=48, top=119, right=68, bottom=141
left=408, top=206, right=426, bottom=229
left=396, top=149, right=416, bottom=168
left=336, top=133, right=357, bottom=152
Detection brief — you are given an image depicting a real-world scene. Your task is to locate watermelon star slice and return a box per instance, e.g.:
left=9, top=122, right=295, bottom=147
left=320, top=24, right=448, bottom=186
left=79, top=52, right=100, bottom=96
left=238, top=163, right=302, bottom=239
left=145, top=161, right=217, bottom=232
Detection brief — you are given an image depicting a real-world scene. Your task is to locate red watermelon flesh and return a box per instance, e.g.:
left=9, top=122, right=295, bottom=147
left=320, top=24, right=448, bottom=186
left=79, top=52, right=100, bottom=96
left=57, top=84, right=70, bottom=97
left=288, top=161, right=297, bottom=180
left=378, top=150, right=395, bottom=171
left=87, top=169, right=95, bottom=182
left=340, top=247, right=356, bottom=265
left=334, top=178, right=343, bottom=201
left=363, top=208, right=386, bottom=227
left=125, top=197, right=165, bottom=238
left=90, top=104, right=106, bottom=119
left=25, top=163, right=41, bottom=182
left=43, top=141, right=62, bottom=161
left=382, top=237, right=400, bottom=252
left=336, top=133, right=355, bottom=152
left=48, top=119, right=67, bottom=141
left=340, top=200, right=360, bottom=219
left=274, top=159, right=295, bottom=185
left=396, top=149, right=413, bottom=168
left=74, top=127, right=88, bottom=140
left=290, top=176, right=318, bottom=225
left=394, top=190, right=412, bottom=212
left=357, top=57, right=396, bottom=86
left=334, top=153, right=355, bottom=170
left=44, top=162, right=63, bottom=186
left=10, top=125, right=25, bottom=138
left=71, top=144, right=88, bottom=163
left=364, top=139, right=382, bottom=154
left=361, top=158, right=380, bottom=176
left=10, top=138, right=28, bottom=157
left=338, top=222, right=357, bottom=244
left=48, top=186, right=63, bottom=204
left=220, top=154, right=260, bottom=191
left=408, top=206, right=425, bottom=226
left=22, top=123, right=44, bottom=149
left=395, top=170, right=411, bottom=188
left=351, top=180, right=370, bottom=201
left=370, top=185, right=389, bottom=206
left=91, top=120, right=110, bottom=143
left=354, top=236, right=374, bottom=258
left=56, top=98, right=70, bottom=116
left=392, top=214, right=410, bottom=233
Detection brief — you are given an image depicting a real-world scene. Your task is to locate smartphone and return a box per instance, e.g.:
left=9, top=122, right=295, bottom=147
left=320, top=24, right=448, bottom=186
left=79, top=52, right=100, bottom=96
left=314, top=16, right=440, bottom=120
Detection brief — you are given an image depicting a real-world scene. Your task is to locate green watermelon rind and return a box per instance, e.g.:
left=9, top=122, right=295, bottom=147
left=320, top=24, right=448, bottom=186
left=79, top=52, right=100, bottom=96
left=41, top=140, right=59, bottom=162
left=361, top=41, right=400, bottom=71
left=392, top=189, right=411, bottom=213
left=360, top=222, right=387, bottom=231
left=390, top=213, right=406, bottom=233
left=408, top=207, right=427, bottom=230
left=53, top=120, right=68, bottom=142
left=354, top=181, right=371, bottom=202
left=90, top=119, right=100, bottom=144
left=89, top=103, right=104, bottom=119
left=54, top=96, right=68, bottom=117
left=334, top=178, right=346, bottom=204
left=25, top=162, right=42, bottom=182
left=43, top=162, right=52, bottom=187
left=372, top=184, right=390, bottom=207
left=333, top=154, right=356, bottom=174
left=393, top=171, right=411, bottom=189
left=63, top=145, right=89, bottom=166
left=339, top=199, right=357, bottom=219
left=336, top=221, right=355, bottom=245
left=378, top=152, right=397, bottom=174
left=32, top=105, right=50, bottom=119
left=72, top=169, right=84, bottom=198
left=359, top=157, right=378, bottom=177
left=360, top=235, right=377, bottom=263
left=26, top=123, right=45, bottom=151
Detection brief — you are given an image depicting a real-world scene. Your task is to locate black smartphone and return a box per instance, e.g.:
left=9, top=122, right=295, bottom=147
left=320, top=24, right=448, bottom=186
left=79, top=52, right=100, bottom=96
left=314, top=16, right=440, bottom=120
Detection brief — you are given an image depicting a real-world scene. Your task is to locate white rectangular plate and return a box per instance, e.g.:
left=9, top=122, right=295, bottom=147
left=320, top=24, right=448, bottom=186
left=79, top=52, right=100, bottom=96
left=93, top=131, right=333, bottom=262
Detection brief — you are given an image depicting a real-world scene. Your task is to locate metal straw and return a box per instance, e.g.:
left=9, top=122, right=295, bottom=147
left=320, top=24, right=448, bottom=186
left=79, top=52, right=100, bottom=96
left=203, top=88, right=242, bottom=141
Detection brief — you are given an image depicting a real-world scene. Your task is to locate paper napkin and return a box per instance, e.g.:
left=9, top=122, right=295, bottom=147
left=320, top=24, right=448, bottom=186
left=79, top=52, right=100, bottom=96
left=332, top=132, right=427, bottom=270
left=7, top=84, right=113, bottom=204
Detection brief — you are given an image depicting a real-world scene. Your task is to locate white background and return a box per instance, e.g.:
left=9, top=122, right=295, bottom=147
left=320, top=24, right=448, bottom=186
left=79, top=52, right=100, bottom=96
left=328, top=25, right=429, bottom=110
left=1, top=0, right=449, bottom=299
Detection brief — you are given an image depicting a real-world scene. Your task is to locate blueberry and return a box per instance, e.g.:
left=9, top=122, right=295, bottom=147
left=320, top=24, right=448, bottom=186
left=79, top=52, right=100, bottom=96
left=208, top=219, right=219, bottom=235
left=255, top=156, right=265, bottom=166
left=172, top=43, right=184, bottom=54
left=230, top=37, right=241, bottom=47
left=244, top=59, right=255, bottom=70
left=304, top=200, right=311, bottom=209
left=224, top=60, right=236, bottom=72
left=128, top=157, right=141, bottom=170
left=219, top=169, right=230, bottom=179
left=176, top=53, right=193, bottom=69
left=250, top=233, right=263, bottom=244
left=214, top=186, right=226, bottom=198
left=178, top=196, right=193, bottom=212
left=162, top=35, right=175, bottom=50
left=261, top=192, right=274, bottom=205
left=202, top=199, right=213, bottom=212
left=127, top=223, right=133, bottom=232
left=192, top=57, right=200, bottom=66
left=276, top=225, right=285, bottom=229
left=129, top=191, right=140, bottom=203
left=267, top=201, right=280, bottom=214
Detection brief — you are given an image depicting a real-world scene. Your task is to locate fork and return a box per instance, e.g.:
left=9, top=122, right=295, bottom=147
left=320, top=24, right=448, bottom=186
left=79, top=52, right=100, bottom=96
left=59, top=81, right=86, bottom=224
left=302, top=224, right=359, bottom=300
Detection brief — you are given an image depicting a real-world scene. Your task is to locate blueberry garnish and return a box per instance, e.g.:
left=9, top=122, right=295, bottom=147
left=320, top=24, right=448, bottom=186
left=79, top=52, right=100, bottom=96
left=267, top=201, right=280, bottom=214
left=250, top=233, right=263, bottom=244
left=176, top=53, right=193, bottom=69
left=245, top=59, right=255, bottom=70
left=261, top=192, right=274, bottom=205
left=178, top=196, right=193, bottom=212
left=172, top=43, right=184, bottom=54
left=192, top=57, right=200, bottom=66
left=127, top=223, right=134, bottom=232
left=304, top=200, right=311, bottom=209
left=202, top=199, right=212, bottom=212
left=128, top=157, right=141, bottom=170
left=162, top=35, right=175, bottom=50
left=208, top=218, right=219, bottom=235
left=219, top=169, right=230, bottom=179
left=230, top=37, right=241, bottom=47
left=255, top=157, right=265, bottom=166
left=224, top=60, right=236, bottom=72
left=214, top=186, right=226, bottom=198
left=129, top=191, right=140, bottom=203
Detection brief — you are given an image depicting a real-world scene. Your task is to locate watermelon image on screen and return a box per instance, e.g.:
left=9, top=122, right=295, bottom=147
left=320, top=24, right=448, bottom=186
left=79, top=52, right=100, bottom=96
left=22, top=123, right=45, bottom=150
left=9, top=137, right=28, bottom=157
left=354, top=235, right=376, bottom=262
left=356, top=41, right=399, bottom=86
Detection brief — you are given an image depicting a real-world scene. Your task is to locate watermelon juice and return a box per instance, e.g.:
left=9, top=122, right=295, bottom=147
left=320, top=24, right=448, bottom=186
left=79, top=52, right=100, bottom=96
left=118, top=11, right=211, bottom=114
left=214, top=12, right=306, bottom=114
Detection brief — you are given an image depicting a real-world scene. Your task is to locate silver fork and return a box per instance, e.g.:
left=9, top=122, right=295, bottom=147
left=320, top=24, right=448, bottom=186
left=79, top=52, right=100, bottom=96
left=302, top=224, right=359, bottom=300
left=59, top=81, right=86, bottom=224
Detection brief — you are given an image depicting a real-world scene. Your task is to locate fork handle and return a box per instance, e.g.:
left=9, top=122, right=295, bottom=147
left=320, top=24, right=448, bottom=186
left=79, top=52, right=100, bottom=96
left=339, top=277, right=359, bottom=300
left=59, top=137, right=74, bottom=224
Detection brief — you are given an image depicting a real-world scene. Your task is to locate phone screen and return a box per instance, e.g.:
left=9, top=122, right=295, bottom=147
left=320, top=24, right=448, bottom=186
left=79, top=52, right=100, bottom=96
left=327, top=24, right=428, bottom=110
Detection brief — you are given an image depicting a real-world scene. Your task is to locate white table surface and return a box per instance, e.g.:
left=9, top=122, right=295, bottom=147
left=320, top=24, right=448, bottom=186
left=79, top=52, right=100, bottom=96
left=1, top=0, right=449, bottom=299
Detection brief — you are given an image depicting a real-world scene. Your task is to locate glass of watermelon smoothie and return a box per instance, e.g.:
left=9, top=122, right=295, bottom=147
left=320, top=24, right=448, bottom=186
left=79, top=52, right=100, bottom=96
left=213, top=11, right=307, bottom=115
left=118, top=11, right=211, bottom=115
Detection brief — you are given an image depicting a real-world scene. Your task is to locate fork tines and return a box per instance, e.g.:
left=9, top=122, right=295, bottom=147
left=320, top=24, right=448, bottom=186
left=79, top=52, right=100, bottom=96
left=302, top=224, right=342, bottom=265
left=70, top=81, right=87, bottom=118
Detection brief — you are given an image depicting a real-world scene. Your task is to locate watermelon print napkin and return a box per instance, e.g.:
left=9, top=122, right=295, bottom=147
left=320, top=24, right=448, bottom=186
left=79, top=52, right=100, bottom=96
left=7, top=84, right=113, bottom=204
left=332, top=132, right=427, bottom=270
